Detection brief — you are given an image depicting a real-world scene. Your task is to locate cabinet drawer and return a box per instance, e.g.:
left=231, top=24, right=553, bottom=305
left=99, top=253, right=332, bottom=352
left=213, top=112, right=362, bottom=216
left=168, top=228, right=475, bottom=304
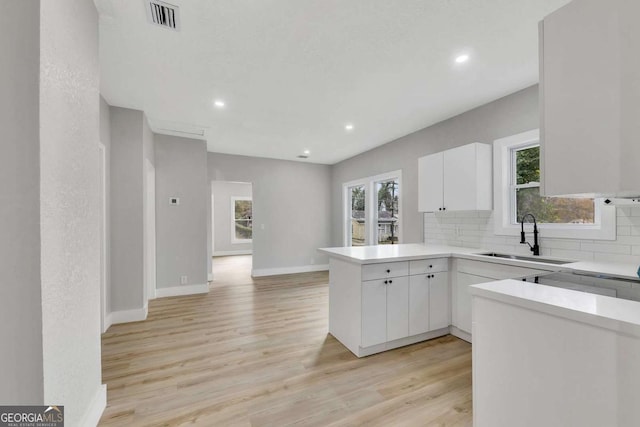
left=362, top=261, right=409, bottom=281
left=410, top=258, right=448, bottom=275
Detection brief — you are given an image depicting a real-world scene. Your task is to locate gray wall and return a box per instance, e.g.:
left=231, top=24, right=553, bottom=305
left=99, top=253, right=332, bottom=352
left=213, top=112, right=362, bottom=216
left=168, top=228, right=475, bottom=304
left=207, top=153, right=332, bottom=274
left=109, top=107, right=145, bottom=311
left=100, top=96, right=112, bottom=315
left=155, top=135, right=208, bottom=288
left=0, top=0, right=44, bottom=404
left=331, top=85, right=540, bottom=246
left=39, top=0, right=104, bottom=424
left=142, top=113, right=154, bottom=303
left=212, top=181, right=253, bottom=254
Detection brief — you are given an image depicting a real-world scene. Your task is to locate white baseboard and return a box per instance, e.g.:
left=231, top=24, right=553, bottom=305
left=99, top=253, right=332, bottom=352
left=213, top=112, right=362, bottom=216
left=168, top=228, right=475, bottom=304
left=252, top=264, right=329, bottom=277
left=109, top=305, right=148, bottom=325
left=155, top=283, right=209, bottom=298
left=208, top=273, right=214, bottom=281
left=103, top=312, right=113, bottom=333
left=213, top=249, right=252, bottom=256
left=79, top=383, right=106, bottom=427
left=450, top=326, right=472, bottom=343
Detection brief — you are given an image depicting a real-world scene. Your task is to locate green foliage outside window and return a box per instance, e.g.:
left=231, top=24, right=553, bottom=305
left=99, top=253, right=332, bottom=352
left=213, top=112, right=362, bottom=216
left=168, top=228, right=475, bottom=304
left=514, top=146, right=594, bottom=224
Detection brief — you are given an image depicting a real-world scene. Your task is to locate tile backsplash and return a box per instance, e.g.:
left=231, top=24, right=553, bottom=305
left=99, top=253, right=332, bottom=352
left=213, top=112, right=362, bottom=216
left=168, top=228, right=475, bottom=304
left=424, top=206, right=640, bottom=265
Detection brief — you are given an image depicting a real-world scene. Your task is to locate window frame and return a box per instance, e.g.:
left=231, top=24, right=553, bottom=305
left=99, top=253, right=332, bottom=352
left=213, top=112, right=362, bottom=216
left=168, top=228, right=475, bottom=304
left=342, top=170, right=403, bottom=247
left=493, top=129, right=615, bottom=240
left=231, top=196, right=253, bottom=244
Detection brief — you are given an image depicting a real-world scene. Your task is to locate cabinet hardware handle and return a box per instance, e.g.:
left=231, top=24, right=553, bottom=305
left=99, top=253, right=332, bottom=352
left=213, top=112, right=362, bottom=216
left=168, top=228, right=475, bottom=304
left=384, top=280, right=388, bottom=284
left=429, top=265, right=433, bottom=268
left=443, top=207, right=446, bottom=211
left=386, top=269, right=390, bottom=273
left=389, top=280, right=393, bottom=284
left=438, top=208, right=442, bottom=211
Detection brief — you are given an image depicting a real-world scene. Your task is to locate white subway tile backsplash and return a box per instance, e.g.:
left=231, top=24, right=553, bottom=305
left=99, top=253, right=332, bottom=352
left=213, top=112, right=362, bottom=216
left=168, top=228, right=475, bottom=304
left=617, top=226, right=631, bottom=236
left=593, top=252, right=640, bottom=264
left=424, top=207, right=640, bottom=264
left=580, top=242, right=631, bottom=255
left=541, top=239, right=581, bottom=251
left=550, top=249, right=593, bottom=261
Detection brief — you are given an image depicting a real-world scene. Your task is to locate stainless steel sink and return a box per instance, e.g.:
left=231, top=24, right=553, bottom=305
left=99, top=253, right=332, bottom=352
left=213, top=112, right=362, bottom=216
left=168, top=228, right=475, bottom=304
left=478, top=252, right=574, bottom=265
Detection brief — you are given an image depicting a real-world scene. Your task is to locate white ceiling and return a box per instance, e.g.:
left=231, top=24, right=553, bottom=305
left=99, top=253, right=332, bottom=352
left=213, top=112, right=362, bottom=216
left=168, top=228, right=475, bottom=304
left=98, top=0, right=570, bottom=165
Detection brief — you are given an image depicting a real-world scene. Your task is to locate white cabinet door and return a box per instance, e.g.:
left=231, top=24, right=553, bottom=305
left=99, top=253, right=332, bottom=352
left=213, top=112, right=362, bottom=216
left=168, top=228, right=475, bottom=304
left=443, top=144, right=477, bottom=211
left=409, top=275, right=430, bottom=336
left=387, top=277, right=409, bottom=342
left=443, top=143, right=492, bottom=211
left=419, top=143, right=492, bottom=212
left=418, top=152, right=443, bottom=212
left=429, top=272, right=450, bottom=331
left=362, top=280, right=387, bottom=347
left=540, top=0, right=640, bottom=197
left=454, top=272, right=489, bottom=335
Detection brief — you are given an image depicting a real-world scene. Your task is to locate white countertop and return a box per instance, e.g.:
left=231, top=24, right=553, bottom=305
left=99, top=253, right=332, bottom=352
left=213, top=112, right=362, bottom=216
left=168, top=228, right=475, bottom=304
left=563, top=260, right=640, bottom=281
left=470, top=280, right=640, bottom=337
left=319, top=243, right=640, bottom=280
left=318, top=244, right=482, bottom=263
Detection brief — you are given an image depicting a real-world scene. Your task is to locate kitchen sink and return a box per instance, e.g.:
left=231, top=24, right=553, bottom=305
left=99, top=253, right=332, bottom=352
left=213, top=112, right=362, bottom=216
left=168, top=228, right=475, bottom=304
left=477, top=252, right=574, bottom=265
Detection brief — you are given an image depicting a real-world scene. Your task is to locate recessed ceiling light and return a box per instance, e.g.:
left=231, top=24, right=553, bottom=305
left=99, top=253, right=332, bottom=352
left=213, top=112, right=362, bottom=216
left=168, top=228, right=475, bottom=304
left=303, top=149, right=311, bottom=155
left=455, top=54, right=470, bottom=64
left=345, top=124, right=354, bottom=131
left=214, top=100, right=225, bottom=108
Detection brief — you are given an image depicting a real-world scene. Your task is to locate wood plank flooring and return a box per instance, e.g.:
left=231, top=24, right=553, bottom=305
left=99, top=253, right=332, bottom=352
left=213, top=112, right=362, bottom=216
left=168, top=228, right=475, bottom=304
left=99, top=256, right=472, bottom=426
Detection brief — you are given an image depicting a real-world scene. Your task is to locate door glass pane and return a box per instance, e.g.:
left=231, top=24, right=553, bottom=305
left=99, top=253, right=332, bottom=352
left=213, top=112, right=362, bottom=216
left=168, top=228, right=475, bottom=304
left=349, top=186, right=365, bottom=246
left=234, top=199, right=253, bottom=239
left=375, top=179, right=399, bottom=245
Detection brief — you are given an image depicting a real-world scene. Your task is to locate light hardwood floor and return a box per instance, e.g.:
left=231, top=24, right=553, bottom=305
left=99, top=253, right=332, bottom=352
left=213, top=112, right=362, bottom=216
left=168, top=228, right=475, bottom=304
left=99, top=256, right=472, bottom=426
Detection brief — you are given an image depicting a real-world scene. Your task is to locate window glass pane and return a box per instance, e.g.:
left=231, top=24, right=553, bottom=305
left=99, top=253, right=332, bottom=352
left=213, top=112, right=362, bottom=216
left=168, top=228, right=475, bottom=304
left=375, top=179, right=399, bottom=245
left=350, top=186, right=365, bottom=246
left=516, top=187, right=595, bottom=224
left=515, top=146, right=540, bottom=185
left=234, top=200, right=252, bottom=239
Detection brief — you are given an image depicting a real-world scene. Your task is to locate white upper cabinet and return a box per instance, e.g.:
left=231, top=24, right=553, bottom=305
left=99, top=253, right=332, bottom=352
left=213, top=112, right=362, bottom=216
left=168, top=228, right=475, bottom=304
left=540, top=0, right=640, bottom=198
left=417, top=152, right=444, bottom=212
left=418, top=142, right=492, bottom=212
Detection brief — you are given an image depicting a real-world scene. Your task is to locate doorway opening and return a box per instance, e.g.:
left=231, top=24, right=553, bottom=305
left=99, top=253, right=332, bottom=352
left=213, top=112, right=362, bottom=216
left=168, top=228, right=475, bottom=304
left=211, top=181, right=253, bottom=282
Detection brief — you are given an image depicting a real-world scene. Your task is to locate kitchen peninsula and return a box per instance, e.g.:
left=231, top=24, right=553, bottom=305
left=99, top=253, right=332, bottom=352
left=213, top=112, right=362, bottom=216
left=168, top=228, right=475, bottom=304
left=320, top=243, right=640, bottom=357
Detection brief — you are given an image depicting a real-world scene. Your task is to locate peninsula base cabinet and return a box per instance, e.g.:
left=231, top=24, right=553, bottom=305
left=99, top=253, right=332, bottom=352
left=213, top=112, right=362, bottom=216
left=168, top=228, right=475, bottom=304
left=328, top=255, right=556, bottom=356
left=329, top=257, right=450, bottom=357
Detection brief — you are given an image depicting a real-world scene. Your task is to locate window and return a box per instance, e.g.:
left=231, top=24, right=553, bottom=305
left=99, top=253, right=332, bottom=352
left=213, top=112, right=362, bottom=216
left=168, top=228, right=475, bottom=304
left=348, top=185, right=366, bottom=246
left=375, top=179, right=399, bottom=245
left=512, top=145, right=595, bottom=225
left=494, top=130, right=615, bottom=240
left=231, top=197, right=252, bottom=243
left=343, top=171, right=402, bottom=246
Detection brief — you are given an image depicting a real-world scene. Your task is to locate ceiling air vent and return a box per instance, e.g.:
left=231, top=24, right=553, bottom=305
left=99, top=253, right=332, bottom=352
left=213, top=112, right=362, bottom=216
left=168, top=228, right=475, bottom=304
left=146, top=0, right=180, bottom=31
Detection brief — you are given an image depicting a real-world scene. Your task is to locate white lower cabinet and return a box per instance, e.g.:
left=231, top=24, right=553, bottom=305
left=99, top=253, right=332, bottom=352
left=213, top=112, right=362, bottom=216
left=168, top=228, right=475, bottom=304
left=386, top=277, right=409, bottom=342
left=361, top=279, right=388, bottom=347
left=409, top=272, right=450, bottom=336
left=362, top=277, right=409, bottom=347
left=453, top=259, right=549, bottom=339
left=454, top=272, right=488, bottom=334
left=329, top=255, right=552, bottom=357
left=429, top=272, right=450, bottom=330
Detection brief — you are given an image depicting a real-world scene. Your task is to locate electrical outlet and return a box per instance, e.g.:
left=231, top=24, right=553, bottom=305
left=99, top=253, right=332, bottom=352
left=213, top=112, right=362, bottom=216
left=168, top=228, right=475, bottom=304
left=180, top=275, right=188, bottom=285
